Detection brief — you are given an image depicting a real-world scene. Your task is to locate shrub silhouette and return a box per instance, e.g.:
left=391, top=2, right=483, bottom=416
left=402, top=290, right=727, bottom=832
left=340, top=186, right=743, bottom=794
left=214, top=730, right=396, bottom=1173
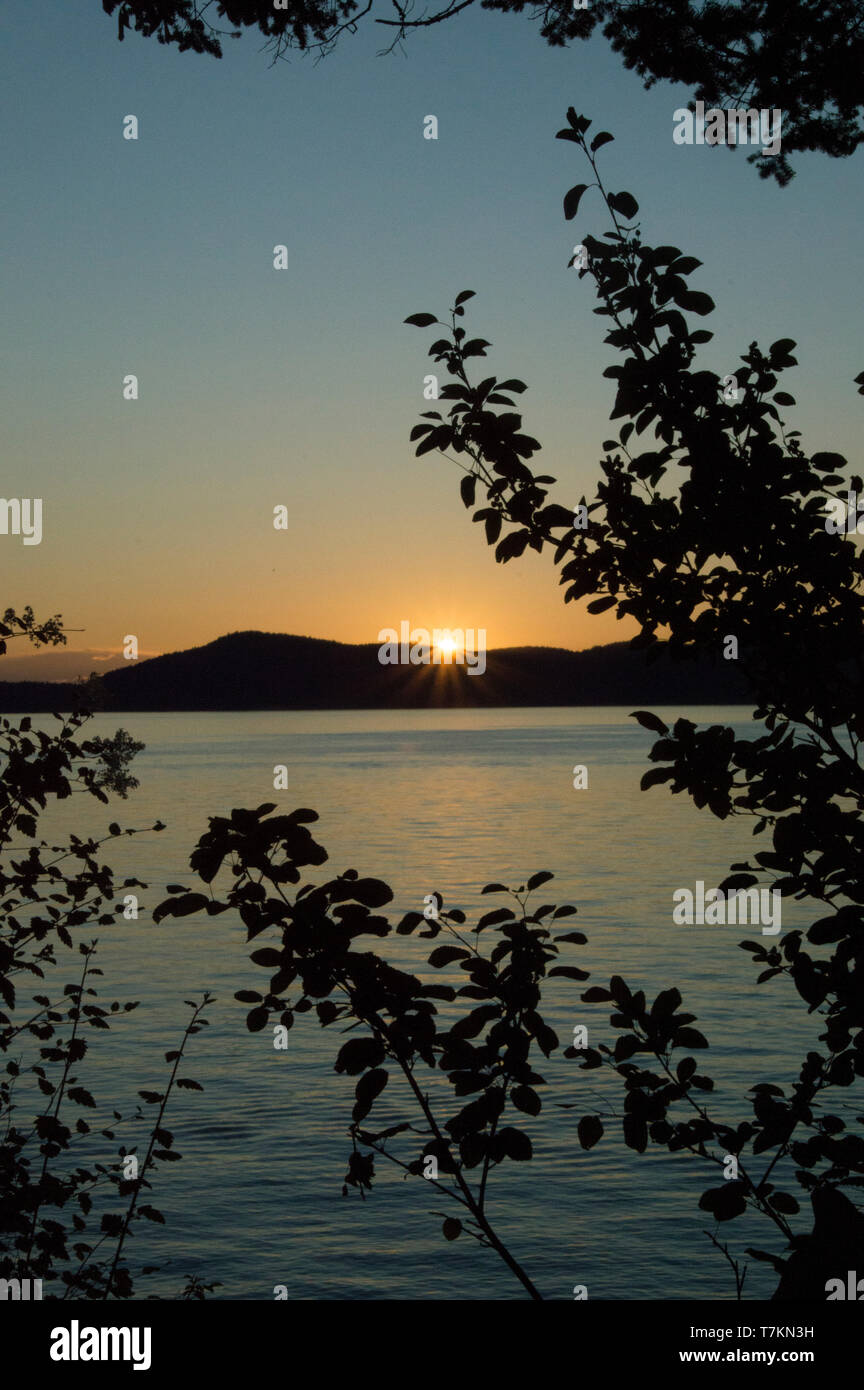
left=402, top=110, right=864, bottom=1297
left=158, top=804, right=592, bottom=1300
left=0, top=608, right=215, bottom=1299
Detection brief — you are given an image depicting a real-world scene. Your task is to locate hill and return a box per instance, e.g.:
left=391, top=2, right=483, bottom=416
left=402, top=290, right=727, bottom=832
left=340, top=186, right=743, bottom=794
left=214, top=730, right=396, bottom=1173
left=0, top=631, right=751, bottom=712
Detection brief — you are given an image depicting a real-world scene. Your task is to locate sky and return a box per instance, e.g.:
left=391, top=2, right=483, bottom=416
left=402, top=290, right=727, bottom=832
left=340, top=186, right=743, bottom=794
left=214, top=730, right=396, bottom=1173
left=1, top=1, right=862, bottom=679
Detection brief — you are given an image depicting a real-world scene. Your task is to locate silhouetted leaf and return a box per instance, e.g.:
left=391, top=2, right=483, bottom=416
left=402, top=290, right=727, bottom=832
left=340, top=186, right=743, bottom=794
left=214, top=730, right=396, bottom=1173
left=428, top=945, right=471, bottom=967
left=564, top=183, right=591, bottom=219
left=335, top=1037, right=386, bottom=1075
left=608, top=190, right=639, bottom=219
left=578, top=1115, right=604, bottom=1149
left=526, top=871, right=554, bottom=891
left=352, top=1067, right=388, bottom=1122
left=631, top=710, right=669, bottom=735
left=498, top=1126, right=532, bottom=1160
left=511, top=1085, right=541, bottom=1116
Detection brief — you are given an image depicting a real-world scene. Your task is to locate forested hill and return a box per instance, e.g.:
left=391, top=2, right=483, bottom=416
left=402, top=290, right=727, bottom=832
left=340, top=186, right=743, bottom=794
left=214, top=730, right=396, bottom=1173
left=0, top=631, right=753, bottom=712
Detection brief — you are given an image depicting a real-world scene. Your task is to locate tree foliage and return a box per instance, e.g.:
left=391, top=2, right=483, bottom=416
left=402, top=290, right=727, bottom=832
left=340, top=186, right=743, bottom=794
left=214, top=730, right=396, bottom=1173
left=403, top=111, right=864, bottom=1296
left=101, top=0, right=864, bottom=182
left=163, top=804, right=590, bottom=1298
left=0, top=609, right=215, bottom=1298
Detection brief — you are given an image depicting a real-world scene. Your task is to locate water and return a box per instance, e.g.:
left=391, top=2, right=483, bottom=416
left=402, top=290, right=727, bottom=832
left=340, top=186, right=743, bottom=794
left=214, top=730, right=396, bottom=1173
left=17, top=708, right=825, bottom=1300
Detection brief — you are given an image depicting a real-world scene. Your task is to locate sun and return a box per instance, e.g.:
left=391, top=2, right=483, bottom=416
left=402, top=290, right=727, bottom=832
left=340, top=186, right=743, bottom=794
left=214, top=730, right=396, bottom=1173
left=436, top=634, right=459, bottom=659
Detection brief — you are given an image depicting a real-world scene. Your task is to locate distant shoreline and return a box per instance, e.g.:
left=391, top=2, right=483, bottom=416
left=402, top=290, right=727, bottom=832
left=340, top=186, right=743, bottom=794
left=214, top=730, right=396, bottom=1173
left=0, top=695, right=755, bottom=713
left=0, top=630, right=753, bottom=713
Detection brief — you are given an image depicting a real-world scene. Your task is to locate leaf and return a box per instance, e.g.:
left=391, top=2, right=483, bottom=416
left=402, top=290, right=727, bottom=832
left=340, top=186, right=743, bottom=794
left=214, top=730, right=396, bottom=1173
left=669, top=256, right=702, bottom=275
left=460, top=474, right=477, bottom=508
left=808, top=916, right=846, bottom=945
left=526, top=871, right=554, bottom=891
left=352, top=1067, right=388, bottom=1122
left=630, top=710, right=669, bottom=735
left=476, top=908, right=515, bottom=930
left=496, top=530, right=530, bottom=563
left=335, top=1037, right=386, bottom=1075
left=396, top=911, right=425, bottom=935
left=450, top=1004, right=500, bottom=1040
left=152, top=892, right=209, bottom=924
left=250, top=948, right=283, bottom=968
left=405, top=313, right=438, bottom=327
left=428, top=945, right=471, bottom=967
left=608, top=190, right=639, bottom=220
left=67, top=1087, right=96, bottom=1107
left=481, top=882, right=509, bottom=894
left=590, top=131, right=614, bottom=152
left=623, top=1114, right=648, bottom=1152
left=641, top=767, right=674, bottom=790
left=811, top=451, right=848, bottom=473
left=564, top=184, right=591, bottom=220
left=578, top=1115, right=604, bottom=1150
left=454, top=291, right=475, bottom=306
left=587, top=595, right=616, bottom=614
left=176, top=1078, right=203, bottom=1090
left=677, top=290, right=715, bottom=316
left=442, top=1217, right=462, bottom=1241
left=138, top=1205, right=166, bottom=1224
left=511, top=1085, right=541, bottom=1116
left=350, top=877, right=394, bottom=908
left=652, top=988, right=682, bottom=1018
left=498, top=1127, right=533, bottom=1161
left=699, top=1184, right=747, bottom=1221
left=484, top=512, right=502, bottom=546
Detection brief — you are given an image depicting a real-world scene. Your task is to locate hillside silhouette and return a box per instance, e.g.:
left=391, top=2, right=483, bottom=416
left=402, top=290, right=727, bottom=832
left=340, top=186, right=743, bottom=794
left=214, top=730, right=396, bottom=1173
left=0, top=631, right=751, bottom=711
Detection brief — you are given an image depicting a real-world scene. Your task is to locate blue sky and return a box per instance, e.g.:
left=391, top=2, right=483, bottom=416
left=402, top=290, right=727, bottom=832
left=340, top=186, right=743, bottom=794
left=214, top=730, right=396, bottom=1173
left=1, top=0, right=861, bottom=674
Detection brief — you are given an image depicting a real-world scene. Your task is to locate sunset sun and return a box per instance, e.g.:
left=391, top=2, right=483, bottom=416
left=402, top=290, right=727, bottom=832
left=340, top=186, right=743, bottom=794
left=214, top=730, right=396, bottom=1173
left=434, top=632, right=462, bottom=660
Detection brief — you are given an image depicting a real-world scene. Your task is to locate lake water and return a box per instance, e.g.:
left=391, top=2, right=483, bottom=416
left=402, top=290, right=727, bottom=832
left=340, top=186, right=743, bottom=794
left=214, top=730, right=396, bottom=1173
left=22, top=707, right=822, bottom=1300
